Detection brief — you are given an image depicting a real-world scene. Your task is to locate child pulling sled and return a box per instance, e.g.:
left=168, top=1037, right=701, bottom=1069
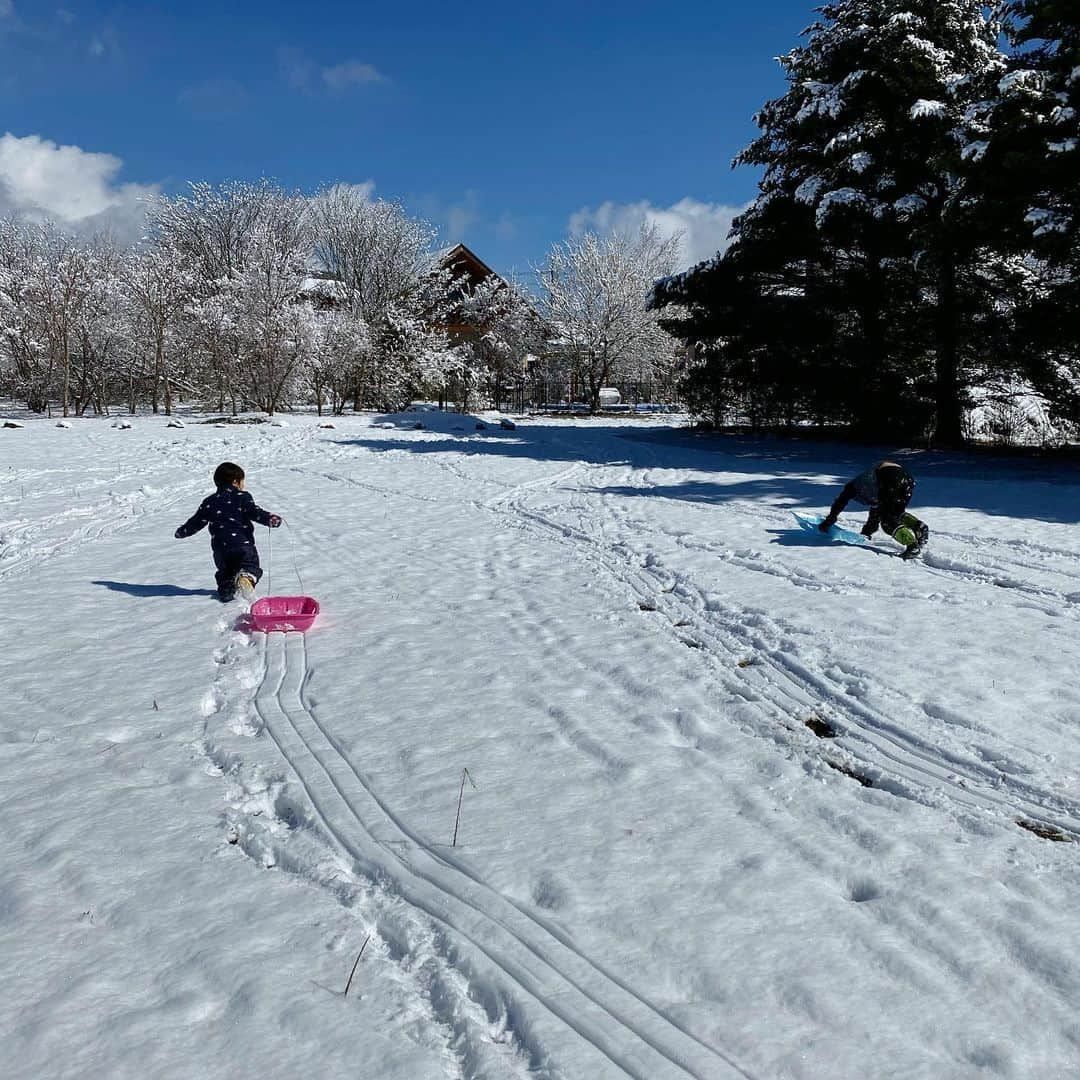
left=175, top=462, right=281, bottom=601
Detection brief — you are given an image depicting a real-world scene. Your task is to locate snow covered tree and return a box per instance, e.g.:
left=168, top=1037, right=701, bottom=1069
left=20, top=225, right=101, bottom=418
left=537, top=225, right=680, bottom=414
left=121, top=247, right=193, bottom=414
left=145, top=181, right=314, bottom=413
left=455, top=274, right=543, bottom=411
left=309, top=184, right=456, bottom=409
left=145, top=180, right=302, bottom=283
left=365, top=302, right=460, bottom=411
left=308, top=306, right=370, bottom=415
left=66, top=240, right=129, bottom=417
left=997, top=1, right=1080, bottom=252
left=309, top=186, right=435, bottom=322
left=0, top=218, right=50, bottom=410
left=977, top=2, right=1080, bottom=422
left=228, top=219, right=316, bottom=415
left=734, top=0, right=1010, bottom=443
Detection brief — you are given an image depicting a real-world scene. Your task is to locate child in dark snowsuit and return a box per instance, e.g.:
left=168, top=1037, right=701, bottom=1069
left=819, top=460, right=929, bottom=560
left=175, top=462, right=281, bottom=601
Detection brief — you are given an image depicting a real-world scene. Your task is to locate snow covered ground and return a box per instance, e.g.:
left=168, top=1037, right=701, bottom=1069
left=3, top=410, right=1080, bottom=1080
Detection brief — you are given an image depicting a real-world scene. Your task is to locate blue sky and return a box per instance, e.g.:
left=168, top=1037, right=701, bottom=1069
left=0, top=0, right=817, bottom=275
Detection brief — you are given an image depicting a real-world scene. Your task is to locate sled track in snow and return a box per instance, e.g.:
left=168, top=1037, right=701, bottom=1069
left=490, top=477, right=1080, bottom=844
left=250, top=631, right=751, bottom=1080
left=303, top=440, right=1080, bottom=840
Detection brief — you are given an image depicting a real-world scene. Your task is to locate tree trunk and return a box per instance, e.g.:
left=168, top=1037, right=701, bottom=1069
left=934, top=249, right=964, bottom=447
left=61, top=340, right=71, bottom=418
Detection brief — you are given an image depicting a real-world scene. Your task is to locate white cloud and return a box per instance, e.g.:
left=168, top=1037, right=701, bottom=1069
left=279, top=48, right=387, bottom=94
left=415, top=190, right=479, bottom=245
left=569, top=197, right=746, bottom=269
left=0, top=132, right=159, bottom=242
left=322, top=60, right=385, bottom=92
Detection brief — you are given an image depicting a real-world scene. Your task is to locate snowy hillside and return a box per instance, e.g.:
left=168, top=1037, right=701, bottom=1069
left=3, top=412, right=1080, bottom=1079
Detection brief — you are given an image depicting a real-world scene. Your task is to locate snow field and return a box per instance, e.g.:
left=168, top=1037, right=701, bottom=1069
left=3, top=413, right=1080, bottom=1078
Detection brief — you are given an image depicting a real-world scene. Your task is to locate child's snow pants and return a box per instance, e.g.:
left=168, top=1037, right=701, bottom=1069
left=213, top=544, right=263, bottom=597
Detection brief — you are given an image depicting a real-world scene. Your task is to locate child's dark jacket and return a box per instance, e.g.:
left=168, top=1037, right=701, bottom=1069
left=175, top=487, right=276, bottom=551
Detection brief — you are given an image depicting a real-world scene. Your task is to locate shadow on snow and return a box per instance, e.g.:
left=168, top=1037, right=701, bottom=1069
left=333, top=423, right=1080, bottom=525
left=92, top=580, right=218, bottom=598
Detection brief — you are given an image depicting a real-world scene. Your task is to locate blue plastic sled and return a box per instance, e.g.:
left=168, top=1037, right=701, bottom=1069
left=792, top=512, right=870, bottom=548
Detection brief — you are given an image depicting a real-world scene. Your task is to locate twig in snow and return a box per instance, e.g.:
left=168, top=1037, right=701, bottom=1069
left=452, top=767, right=477, bottom=847
left=343, top=934, right=371, bottom=997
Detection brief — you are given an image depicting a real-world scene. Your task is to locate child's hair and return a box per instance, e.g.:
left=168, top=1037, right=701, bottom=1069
left=213, top=461, right=245, bottom=488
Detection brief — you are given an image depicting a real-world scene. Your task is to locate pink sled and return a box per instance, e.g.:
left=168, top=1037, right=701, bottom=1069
left=250, top=595, right=320, bottom=633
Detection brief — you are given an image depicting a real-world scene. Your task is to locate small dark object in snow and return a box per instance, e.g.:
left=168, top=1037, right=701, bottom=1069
left=318, top=421, right=336, bottom=429
left=344, top=934, right=371, bottom=997
left=806, top=714, right=838, bottom=738
left=826, top=760, right=873, bottom=787
left=737, top=658, right=759, bottom=668
left=637, top=601, right=657, bottom=611
left=452, top=767, right=477, bottom=847
left=681, top=638, right=704, bottom=649
left=4, top=420, right=25, bottom=428
left=499, top=418, right=516, bottom=430
left=1016, top=819, right=1073, bottom=842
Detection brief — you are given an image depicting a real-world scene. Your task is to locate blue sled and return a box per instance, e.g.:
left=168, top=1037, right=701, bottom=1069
left=792, top=512, right=870, bottom=548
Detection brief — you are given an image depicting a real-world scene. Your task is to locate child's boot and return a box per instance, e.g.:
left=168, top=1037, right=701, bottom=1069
left=235, top=573, right=256, bottom=598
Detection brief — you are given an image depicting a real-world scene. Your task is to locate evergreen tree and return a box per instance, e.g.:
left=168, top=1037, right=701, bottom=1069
left=983, top=2, right=1080, bottom=421
left=734, top=0, right=1008, bottom=443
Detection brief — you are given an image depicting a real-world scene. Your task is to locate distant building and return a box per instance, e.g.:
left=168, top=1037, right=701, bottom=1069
left=436, top=242, right=506, bottom=345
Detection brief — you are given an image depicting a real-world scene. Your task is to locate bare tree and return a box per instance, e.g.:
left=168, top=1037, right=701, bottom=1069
left=145, top=179, right=305, bottom=281
left=538, top=225, right=680, bottom=413
left=0, top=218, right=49, bottom=410
left=309, top=185, right=436, bottom=322
left=122, top=247, right=192, bottom=414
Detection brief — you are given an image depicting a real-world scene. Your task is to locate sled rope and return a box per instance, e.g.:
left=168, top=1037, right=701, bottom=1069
left=285, top=519, right=306, bottom=592
left=267, top=518, right=305, bottom=594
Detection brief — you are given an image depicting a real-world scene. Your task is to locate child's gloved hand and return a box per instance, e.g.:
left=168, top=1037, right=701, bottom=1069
left=174, top=527, right=184, bottom=538
left=269, top=515, right=282, bottom=528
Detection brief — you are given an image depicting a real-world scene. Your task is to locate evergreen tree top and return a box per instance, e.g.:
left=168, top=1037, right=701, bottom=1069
left=734, top=0, right=1005, bottom=241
